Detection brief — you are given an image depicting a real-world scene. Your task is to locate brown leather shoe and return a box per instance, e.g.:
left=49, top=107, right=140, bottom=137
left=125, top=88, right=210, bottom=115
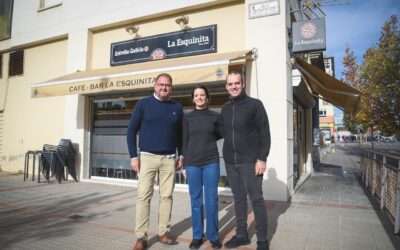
left=133, top=238, right=147, bottom=250
left=159, top=233, right=176, bottom=245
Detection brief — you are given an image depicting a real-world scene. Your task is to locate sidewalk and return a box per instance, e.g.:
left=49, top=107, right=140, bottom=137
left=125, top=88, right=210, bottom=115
left=290, top=144, right=400, bottom=250
left=1, top=145, right=400, bottom=249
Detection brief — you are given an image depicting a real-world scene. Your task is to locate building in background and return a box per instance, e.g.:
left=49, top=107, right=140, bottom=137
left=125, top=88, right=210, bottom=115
left=318, top=56, right=336, bottom=143
left=319, top=99, right=335, bottom=142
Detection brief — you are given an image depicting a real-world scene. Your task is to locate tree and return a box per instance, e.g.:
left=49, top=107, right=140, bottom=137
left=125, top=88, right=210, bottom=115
left=342, top=113, right=358, bottom=134
left=342, top=46, right=359, bottom=88
left=341, top=15, right=400, bottom=136
left=341, top=47, right=359, bottom=133
left=358, top=15, right=400, bottom=135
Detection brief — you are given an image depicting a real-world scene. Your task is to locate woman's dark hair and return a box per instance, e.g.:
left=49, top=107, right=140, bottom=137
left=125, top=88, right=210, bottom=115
left=191, top=84, right=210, bottom=100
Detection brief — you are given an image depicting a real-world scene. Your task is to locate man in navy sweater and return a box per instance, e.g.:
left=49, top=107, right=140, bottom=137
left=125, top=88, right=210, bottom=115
left=127, top=73, right=183, bottom=250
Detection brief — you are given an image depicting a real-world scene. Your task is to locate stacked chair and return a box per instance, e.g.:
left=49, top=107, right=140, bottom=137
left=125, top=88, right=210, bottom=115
left=40, top=139, right=78, bottom=183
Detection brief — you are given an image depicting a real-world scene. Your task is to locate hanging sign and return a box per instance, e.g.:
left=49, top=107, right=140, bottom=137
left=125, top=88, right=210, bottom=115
left=292, top=18, right=326, bottom=53
left=110, top=25, right=217, bottom=66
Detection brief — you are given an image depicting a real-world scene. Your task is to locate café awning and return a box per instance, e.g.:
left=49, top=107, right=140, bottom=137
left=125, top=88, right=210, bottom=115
left=31, top=50, right=251, bottom=98
left=293, top=57, right=361, bottom=114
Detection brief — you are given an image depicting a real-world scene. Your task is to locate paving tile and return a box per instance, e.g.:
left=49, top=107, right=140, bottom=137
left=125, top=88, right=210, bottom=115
left=1, top=144, right=400, bottom=249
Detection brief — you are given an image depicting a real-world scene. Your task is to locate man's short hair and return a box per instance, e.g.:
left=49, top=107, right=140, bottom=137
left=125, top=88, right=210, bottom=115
left=226, top=70, right=243, bottom=83
left=155, top=73, right=173, bottom=84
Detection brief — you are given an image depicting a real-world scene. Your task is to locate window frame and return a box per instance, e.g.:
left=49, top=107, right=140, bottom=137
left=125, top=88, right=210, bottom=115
left=0, top=0, right=14, bottom=41
left=318, top=110, right=327, bottom=117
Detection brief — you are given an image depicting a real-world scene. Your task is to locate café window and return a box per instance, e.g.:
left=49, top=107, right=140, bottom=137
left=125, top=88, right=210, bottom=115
left=89, top=88, right=231, bottom=187
left=9, top=50, right=24, bottom=77
left=319, top=110, right=326, bottom=117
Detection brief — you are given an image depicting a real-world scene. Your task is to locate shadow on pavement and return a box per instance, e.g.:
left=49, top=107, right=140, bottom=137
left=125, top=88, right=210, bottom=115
left=262, top=168, right=291, bottom=242
left=158, top=167, right=291, bottom=246
left=315, top=162, right=344, bottom=177
left=356, top=176, right=400, bottom=249
left=0, top=173, right=135, bottom=249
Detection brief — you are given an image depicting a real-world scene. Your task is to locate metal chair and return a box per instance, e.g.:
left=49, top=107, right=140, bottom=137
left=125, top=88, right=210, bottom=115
left=24, top=151, right=37, bottom=181
left=40, top=139, right=78, bottom=183
left=113, top=166, right=125, bottom=178
left=41, top=144, right=64, bottom=183
left=57, top=139, right=78, bottom=182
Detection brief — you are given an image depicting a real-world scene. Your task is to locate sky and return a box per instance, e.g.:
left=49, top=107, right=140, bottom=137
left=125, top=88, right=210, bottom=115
left=322, top=0, right=400, bottom=118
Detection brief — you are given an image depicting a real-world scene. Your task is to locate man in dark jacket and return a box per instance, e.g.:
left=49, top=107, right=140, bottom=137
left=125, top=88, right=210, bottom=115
left=221, top=71, right=271, bottom=250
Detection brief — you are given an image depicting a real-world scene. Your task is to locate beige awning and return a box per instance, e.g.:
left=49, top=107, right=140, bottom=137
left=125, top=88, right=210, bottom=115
left=293, top=57, right=361, bottom=114
left=31, top=51, right=251, bottom=98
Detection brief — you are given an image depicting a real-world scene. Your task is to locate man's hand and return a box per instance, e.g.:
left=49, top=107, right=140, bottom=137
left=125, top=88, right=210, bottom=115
left=181, top=169, right=186, bottom=178
left=131, top=158, right=140, bottom=174
left=176, top=158, right=183, bottom=170
left=255, top=160, right=267, bottom=176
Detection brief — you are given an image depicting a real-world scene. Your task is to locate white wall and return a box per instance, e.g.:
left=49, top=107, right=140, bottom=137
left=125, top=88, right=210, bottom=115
left=245, top=0, right=291, bottom=201
left=0, top=40, right=67, bottom=172
left=8, top=0, right=238, bottom=48
left=319, top=99, right=335, bottom=116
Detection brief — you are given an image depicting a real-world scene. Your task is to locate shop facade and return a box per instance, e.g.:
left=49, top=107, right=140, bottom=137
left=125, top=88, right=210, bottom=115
left=1, top=0, right=355, bottom=201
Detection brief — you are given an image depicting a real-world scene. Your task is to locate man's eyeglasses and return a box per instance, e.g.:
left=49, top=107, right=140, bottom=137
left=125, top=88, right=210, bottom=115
left=156, top=83, right=172, bottom=88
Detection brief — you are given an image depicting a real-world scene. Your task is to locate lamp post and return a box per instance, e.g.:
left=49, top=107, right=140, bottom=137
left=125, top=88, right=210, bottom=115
left=370, top=103, right=376, bottom=150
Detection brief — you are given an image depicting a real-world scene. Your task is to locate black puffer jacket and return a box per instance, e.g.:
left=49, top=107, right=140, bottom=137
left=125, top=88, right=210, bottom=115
left=221, top=92, right=271, bottom=164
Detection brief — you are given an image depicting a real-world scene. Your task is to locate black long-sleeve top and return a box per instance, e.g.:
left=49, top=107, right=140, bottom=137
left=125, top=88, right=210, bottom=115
left=182, top=108, right=222, bottom=167
left=221, top=92, right=271, bottom=164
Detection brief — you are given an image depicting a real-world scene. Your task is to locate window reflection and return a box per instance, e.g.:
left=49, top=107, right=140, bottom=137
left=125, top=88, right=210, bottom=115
left=91, top=99, right=136, bottom=180
left=90, top=94, right=230, bottom=187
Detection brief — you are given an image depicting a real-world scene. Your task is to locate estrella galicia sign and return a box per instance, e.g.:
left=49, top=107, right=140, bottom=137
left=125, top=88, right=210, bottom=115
left=110, top=25, right=217, bottom=66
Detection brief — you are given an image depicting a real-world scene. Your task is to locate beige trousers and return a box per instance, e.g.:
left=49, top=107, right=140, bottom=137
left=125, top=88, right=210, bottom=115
left=135, top=154, right=176, bottom=239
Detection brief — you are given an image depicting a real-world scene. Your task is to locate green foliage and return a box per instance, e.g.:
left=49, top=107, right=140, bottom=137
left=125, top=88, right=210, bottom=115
left=341, top=15, right=400, bottom=135
left=341, top=47, right=360, bottom=132
left=342, top=113, right=358, bottom=134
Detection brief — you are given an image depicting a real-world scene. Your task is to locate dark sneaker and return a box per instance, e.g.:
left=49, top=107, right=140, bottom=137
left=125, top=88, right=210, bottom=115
left=256, top=240, right=269, bottom=250
left=210, top=239, right=222, bottom=249
left=189, top=239, right=203, bottom=249
left=224, top=235, right=251, bottom=249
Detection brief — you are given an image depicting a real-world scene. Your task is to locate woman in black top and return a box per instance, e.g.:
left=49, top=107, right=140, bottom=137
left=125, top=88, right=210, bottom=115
left=183, top=84, right=222, bottom=249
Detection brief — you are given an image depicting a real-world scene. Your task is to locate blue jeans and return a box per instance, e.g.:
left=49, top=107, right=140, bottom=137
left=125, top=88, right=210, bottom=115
left=186, top=162, right=220, bottom=241
left=225, top=162, right=268, bottom=241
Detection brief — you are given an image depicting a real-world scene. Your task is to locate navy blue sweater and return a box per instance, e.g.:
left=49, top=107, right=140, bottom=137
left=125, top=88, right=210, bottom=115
left=126, top=95, right=183, bottom=158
